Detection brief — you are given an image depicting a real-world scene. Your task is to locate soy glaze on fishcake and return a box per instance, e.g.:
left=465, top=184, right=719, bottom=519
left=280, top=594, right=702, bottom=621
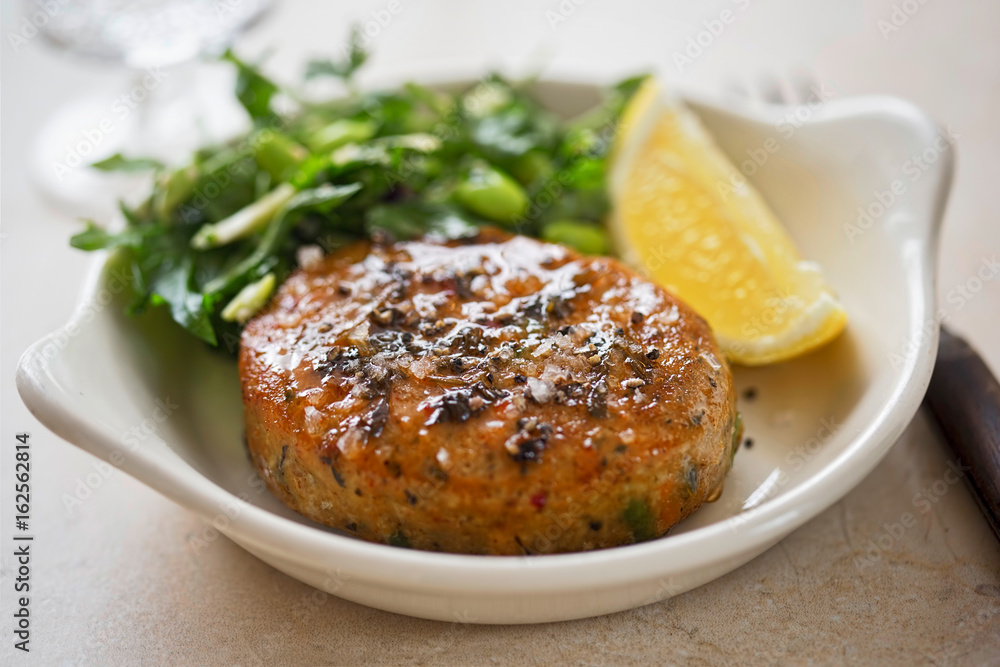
left=240, top=228, right=740, bottom=555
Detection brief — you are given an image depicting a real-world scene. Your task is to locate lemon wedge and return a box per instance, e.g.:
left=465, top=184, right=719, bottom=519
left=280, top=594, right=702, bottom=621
left=608, top=78, right=847, bottom=366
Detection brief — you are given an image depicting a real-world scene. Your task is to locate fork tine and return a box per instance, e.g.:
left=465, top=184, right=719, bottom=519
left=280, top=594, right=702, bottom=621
left=757, top=74, right=788, bottom=105
left=791, top=71, right=820, bottom=106
left=724, top=79, right=750, bottom=100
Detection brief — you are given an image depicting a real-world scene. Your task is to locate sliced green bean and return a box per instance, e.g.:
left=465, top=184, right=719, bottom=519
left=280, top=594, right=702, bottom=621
left=190, top=182, right=296, bottom=250
left=221, top=273, right=276, bottom=323
left=306, top=118, right=377, bottom=152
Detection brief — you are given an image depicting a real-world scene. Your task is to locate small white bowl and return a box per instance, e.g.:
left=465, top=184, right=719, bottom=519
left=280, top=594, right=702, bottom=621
left=17, top=77, right=952, bottom=624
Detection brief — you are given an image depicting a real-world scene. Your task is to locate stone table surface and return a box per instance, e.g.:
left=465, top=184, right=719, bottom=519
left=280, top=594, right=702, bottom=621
left=2, top=0, right=999, bottom=664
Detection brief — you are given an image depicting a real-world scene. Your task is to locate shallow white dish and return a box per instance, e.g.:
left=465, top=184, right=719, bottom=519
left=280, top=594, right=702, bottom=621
left=17, top=76, right=952, bottom=624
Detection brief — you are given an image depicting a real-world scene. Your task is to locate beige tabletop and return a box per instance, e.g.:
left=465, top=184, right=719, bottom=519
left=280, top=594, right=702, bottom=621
left=2, top=0, right=999, bottom=664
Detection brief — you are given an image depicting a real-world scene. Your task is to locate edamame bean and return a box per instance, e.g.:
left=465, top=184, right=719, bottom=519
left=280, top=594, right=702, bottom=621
left=540, top=219, right=611, bottom=255
left=253, top=131, right=308, bottom=181
left=511, top=149, right=554, bottom=185
left=455, top=164, right=529, bottom=224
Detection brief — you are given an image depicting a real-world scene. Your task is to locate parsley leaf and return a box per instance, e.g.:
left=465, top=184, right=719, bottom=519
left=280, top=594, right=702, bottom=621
left=304, top=27, right=369, bottom=82
left=222, top=50, right=279, bottom=121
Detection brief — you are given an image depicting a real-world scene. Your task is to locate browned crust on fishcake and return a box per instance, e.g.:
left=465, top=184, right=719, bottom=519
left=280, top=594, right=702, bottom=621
left=240, top=228, right=738, bottom=554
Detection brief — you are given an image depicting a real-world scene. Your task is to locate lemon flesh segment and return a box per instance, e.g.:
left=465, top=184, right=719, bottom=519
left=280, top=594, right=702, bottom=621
left=609, top=80, right=847, bottom=366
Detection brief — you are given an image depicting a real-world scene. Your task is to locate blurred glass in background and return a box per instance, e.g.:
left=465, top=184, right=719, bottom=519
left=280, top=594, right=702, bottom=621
left=27, top=0, right=273, bottom=218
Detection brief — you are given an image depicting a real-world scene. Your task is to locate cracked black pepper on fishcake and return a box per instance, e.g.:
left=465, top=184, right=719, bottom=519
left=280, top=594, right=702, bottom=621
left=240, top=228, right=740, bottom=555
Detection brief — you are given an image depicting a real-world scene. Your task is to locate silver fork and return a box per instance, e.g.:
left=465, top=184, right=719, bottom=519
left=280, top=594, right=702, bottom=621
left=738, top=74, right=1000, bottom=542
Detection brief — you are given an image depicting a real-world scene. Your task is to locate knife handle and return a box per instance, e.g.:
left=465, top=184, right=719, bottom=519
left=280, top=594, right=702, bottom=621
left=924, top=326, right=1000, bottom=541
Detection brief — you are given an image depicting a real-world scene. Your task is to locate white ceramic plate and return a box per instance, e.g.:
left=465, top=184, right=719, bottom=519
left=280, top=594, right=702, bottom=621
left=17, top=76, right=952, bottom=624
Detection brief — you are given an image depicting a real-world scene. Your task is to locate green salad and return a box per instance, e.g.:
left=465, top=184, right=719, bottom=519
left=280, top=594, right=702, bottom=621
left=73, top=36, right=644, bottom=349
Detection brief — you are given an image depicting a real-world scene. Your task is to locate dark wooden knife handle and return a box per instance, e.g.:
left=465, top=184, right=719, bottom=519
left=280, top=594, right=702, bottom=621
left=925, top=326, right=1000, bottom=541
